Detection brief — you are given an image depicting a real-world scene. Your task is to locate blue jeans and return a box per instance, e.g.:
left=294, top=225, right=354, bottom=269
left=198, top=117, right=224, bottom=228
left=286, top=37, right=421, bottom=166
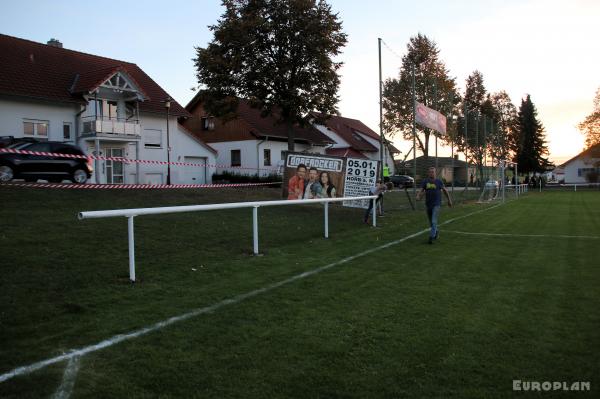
left=426, top=205, right=440, bottom=239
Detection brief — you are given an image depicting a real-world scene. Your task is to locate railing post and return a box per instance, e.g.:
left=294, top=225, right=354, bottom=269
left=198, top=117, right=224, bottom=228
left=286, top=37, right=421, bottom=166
left=324, top=202, right=329, bottom=238
left=372, top=198, right=377, bottom=227
left=128, top=216, right=136, bottom=282
left=253, top=206, right=259, bottom=255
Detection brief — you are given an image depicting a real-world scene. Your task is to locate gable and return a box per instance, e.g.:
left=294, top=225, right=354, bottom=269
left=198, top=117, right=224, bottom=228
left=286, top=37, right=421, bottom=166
left=0, top=33, right=189, bottom=117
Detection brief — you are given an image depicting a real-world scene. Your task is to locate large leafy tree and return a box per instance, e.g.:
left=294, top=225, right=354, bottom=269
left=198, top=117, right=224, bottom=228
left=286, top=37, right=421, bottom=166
left=514, top=95, right=552, bottom=173
left=578, top=87, right=600, bottom=149
left=194, top=0, right=347, bottom=151
left=382, top=34, right=460, bottom=161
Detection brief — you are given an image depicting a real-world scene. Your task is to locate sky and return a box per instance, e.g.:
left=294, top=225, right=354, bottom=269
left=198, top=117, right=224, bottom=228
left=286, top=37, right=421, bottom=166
left=1, top=0, right=598, bottom=164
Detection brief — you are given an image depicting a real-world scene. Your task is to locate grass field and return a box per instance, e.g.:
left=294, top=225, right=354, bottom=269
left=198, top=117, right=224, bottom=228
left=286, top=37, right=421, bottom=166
left=0, top=187, right=599, bottom=398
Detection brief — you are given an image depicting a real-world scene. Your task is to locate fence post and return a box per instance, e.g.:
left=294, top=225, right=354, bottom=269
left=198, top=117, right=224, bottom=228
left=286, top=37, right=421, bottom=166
left=324, top=202, right=329, bottom=238
left=253, top=206, right=259, bottom=255
left=128, top=216, right=136, bottom=282
left=372, top=198, right=377, bottom=227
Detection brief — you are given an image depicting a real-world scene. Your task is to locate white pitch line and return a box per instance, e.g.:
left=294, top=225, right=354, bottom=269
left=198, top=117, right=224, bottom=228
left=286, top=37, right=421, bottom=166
left=51, top=356, right=80, bottom=399
left=0, top=204, right=501, bottom=384
left=443, top=230, right=600, bottom=240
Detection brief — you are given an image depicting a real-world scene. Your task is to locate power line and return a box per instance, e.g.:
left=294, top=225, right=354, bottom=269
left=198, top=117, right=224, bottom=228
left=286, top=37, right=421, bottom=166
left=380, top=39, right=403, bottom=60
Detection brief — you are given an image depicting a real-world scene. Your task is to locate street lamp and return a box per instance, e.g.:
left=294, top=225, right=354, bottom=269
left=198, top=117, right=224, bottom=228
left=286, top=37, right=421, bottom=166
left=164, top=96, right=171, bottom=185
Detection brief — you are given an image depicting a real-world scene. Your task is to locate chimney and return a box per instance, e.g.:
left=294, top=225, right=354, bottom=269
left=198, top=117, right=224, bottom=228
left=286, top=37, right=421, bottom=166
left=47, top=38, right=63, bottom=48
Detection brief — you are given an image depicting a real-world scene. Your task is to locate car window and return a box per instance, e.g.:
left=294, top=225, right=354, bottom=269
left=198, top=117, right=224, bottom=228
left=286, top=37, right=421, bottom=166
left=24, top=143, right=52, bottom=152
left=7, top=142, right=32, bottom=149
left=51, top=144, right=82, bottom=155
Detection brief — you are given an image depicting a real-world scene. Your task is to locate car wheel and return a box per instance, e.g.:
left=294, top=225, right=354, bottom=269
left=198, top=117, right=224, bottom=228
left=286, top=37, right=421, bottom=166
left=71, top=169, right=88, bottom=184
left=0, top=165, right=14, bottom=182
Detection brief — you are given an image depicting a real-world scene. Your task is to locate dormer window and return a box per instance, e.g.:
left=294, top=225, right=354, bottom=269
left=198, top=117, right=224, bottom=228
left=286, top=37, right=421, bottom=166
left=352, top=132, right=364, bottom=141
left=202, top=116, right=215, bottom=131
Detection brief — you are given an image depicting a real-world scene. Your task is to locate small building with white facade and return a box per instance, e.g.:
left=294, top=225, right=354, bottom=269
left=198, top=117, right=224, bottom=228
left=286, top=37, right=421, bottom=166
left=0, top=34, right=216, bottom=184
left=560, top=143, right=600, bottom=184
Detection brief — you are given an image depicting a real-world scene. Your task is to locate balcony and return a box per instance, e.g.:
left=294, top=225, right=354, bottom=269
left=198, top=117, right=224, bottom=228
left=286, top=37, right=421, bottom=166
left=81, top=116, right=141, bottom=139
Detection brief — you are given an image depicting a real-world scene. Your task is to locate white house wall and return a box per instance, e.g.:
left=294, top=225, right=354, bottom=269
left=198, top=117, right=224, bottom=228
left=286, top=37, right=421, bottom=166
left=357, top=132, right=396, bottom=175
left=209, top=139, right=326, bottom=177
left=84, top=113, right=216, bottom=185
left=313, top=124, right=349, bottom=148
left=0, top=97, right=79, bottom=141
left=564, top=157, right=599, bottom=184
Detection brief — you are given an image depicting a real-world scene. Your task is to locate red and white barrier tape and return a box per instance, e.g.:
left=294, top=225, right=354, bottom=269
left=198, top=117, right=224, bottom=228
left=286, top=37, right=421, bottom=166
left=0, top=148, right=279, bottom=172
left=1, top=182, right=282, bottom=189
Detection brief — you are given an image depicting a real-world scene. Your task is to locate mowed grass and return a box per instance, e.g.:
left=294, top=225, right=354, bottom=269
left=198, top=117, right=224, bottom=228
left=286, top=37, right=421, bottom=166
left=0, top=187, right=599, bottom=398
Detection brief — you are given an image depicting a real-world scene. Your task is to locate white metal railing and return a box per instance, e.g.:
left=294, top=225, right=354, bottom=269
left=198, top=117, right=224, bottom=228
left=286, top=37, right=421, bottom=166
left=81, top=116, right=141, bottom=137
left=559, top=183, right=600, bottom=192
left=504, top=183, right=529, bottom=193
left=78, top=195, right=378, bottom=282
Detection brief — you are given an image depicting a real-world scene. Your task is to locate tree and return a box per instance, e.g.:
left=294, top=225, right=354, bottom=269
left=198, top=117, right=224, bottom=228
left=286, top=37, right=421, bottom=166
left=194, top=0, right=347, bottom=151
left=489, top=90, right=518, bottom=161
left=382, top=34, right=460, bottom=162
left=578, top=87, right=600, bottom=149
left=455, top=71, right=489, bottom=185
left=514, top=95, right=552, bottom=173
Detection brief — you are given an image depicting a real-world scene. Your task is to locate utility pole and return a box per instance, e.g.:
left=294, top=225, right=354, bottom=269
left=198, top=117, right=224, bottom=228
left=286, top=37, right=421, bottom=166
left=412, top=62, right=417, bottom=200
left=464, top=101, right=468, bottom=190
left=378, top=38, right=385, bottom=181
left=434, top=80, right=438, bottom=173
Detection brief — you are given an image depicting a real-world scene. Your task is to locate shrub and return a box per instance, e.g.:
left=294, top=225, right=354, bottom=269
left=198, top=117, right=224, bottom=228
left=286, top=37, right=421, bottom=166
left=212, top=171, right=282, bottom=185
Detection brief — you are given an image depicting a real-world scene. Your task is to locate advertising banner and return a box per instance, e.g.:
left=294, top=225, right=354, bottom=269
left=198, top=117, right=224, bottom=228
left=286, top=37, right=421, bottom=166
left=415, top=101, right=447, bottom=134
left=282, top=152, right=380, bottom=209
left=342, top=158, right=379, bottom=208
left=282, top=152, right=346, bottom=200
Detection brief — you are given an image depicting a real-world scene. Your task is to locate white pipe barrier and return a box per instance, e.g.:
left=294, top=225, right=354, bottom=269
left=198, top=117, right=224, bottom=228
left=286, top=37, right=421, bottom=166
left=557, top=183, right=600, bottom=191
left=79, top=195, right=378, bottom=282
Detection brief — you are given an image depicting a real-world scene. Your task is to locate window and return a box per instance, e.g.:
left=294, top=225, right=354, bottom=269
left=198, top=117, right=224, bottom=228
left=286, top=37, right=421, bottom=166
left=52, top=144, right=82, bottom=155
left=107, top=101, right=118, bottom=120
left=263, top=149, right=271, bottom=166
left=87, top=99, right=103, bottom=118
left=144, top=129, right=162, bottom=148
left=202, top=117, right=215, bottom=131
left=352, top=132, right=364, bottom=141
left=25, top=142, right=51, bottom=152
left=23, top=120, right=49, bottom=138
left=231, top=150, right=241, bottom=167
left=578, top=168, right=599, bottom=177
left=63, top=122, right=72, bottom=141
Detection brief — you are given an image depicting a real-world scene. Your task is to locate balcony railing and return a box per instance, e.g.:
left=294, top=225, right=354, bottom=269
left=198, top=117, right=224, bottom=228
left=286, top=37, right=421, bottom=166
left=81, top=116, right=141, bottom=138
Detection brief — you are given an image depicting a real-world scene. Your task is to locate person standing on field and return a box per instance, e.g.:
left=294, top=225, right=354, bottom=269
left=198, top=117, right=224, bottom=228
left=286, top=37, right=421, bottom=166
left=416, top=167, right=453, bottom=244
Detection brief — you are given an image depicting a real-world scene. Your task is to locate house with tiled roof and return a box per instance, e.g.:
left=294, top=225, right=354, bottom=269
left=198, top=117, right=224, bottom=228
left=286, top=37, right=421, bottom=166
left=0, top=33, right=216, bottom=184
left=310, top=113, right=399, bottom=175
left=183, top=93, right=334, bottom=176
left=558, top=143, right=600, bottom=183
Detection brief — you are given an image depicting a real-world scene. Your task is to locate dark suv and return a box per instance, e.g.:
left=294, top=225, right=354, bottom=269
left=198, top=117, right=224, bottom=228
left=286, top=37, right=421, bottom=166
left=0, top=141, right=92, bottom=183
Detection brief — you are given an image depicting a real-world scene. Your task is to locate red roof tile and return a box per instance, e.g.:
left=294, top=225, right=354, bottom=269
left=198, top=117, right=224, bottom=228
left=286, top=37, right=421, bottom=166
left=312, top=112, right=400, bottom=154
left=185, top=94, right=333, bottom=145
left=326, top=147, right=369, bottom=159
left=560, top=143, right=600, bottom=167
left=0, top=33, right=189, bottom=117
